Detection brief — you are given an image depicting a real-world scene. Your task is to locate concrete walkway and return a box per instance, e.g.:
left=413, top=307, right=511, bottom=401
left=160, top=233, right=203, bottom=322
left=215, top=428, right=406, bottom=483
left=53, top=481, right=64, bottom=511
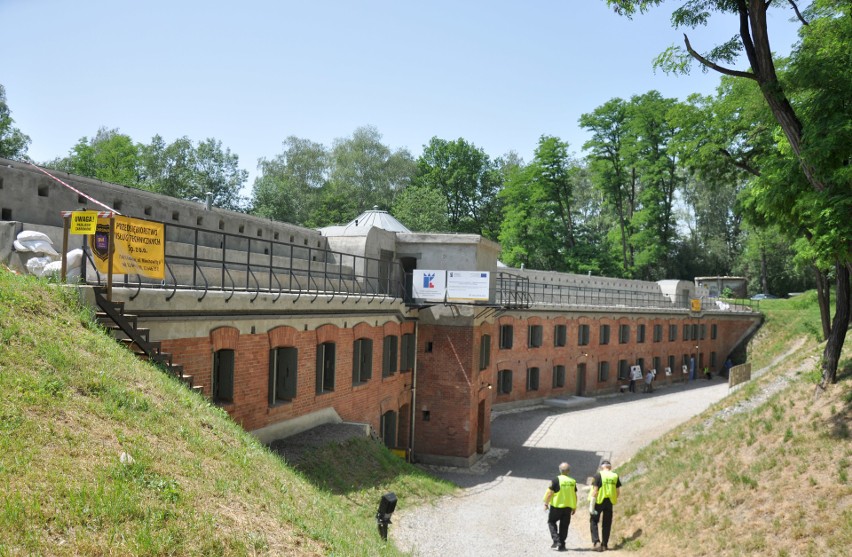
left=392, top=378, right=730, bottom=556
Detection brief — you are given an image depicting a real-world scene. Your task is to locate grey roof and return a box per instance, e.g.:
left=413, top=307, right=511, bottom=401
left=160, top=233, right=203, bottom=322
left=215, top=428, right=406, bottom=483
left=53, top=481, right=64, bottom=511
left=319, top=206, right=411, bottom=236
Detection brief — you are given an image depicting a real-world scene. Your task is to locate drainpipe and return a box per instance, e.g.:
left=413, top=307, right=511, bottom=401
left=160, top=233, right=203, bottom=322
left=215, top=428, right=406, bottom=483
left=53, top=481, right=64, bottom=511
left=408, top=321, right=418, bottom=462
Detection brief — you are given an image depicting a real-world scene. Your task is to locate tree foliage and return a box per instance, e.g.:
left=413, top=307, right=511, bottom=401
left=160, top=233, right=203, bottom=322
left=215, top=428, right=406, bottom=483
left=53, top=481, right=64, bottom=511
left=607, top=0, right=850, bottom=384
left=251, top=136, right=327, bottom=225
left=580, top=92, right=682, bottom=279
left=414, top=137, right=503, bottom=239
left=0, top=84, right=31, bottom=160
left=391, top=185, right=449, bottom=233
left=251, top=127, right=415, bottom=228
left=47, top=129, right=248, bottom=211
left=500, top=136, right=581, bottom=271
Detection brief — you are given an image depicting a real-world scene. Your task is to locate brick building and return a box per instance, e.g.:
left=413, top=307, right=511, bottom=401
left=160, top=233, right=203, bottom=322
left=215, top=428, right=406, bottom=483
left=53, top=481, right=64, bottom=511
left=0, top=158, right=762, bottom=466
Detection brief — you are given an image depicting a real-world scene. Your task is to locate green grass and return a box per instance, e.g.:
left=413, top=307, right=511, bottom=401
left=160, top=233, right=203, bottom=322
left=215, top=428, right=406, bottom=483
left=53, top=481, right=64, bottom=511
left=0, top=269, right=455, bottom=556
left=612, top=290, right=852, bottom=556
left=4, top=270, right=849, bottom=556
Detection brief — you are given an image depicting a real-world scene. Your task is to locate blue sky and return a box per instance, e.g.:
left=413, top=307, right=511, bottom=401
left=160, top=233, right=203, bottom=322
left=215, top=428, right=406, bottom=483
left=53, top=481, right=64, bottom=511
left=2, top=1, right=801, bottom=184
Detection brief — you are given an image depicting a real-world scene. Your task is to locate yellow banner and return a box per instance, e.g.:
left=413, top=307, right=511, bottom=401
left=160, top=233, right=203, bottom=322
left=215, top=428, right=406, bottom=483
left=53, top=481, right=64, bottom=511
left=89, top=216, right=165, bottom=279
left=70, top=211, right=99, bottom=235
left=690, top=298, right=702, bottom=312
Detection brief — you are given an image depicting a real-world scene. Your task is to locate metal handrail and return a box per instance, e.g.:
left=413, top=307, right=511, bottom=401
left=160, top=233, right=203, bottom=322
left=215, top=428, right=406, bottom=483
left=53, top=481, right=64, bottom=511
left=493, top=272, right=758, bottom=313
left=78, top=219, right=406, bottom=303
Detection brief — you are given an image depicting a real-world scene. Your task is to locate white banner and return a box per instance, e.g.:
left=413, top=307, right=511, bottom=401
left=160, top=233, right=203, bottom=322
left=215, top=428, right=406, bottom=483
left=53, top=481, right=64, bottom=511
left=412, top=270, right=446, bottom=301
left=447, top=271, right=490, bottom=302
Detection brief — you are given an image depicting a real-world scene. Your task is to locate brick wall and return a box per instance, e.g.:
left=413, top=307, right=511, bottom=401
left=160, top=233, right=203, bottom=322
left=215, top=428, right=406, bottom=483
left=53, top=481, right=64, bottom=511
left=161, top=311, right=755, bottom=464
left=414, top=324, right=486, bottom=459
left=485, top=313, right=755, bottom=403
left=161, top=320, right=414, bottom=441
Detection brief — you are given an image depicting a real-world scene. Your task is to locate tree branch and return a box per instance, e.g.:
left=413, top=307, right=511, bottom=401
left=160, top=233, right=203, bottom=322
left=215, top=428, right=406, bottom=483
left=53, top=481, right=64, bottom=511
left=719, top=148, right=762, bottom=176
left=683, top=34, right=757, bottom=80
left=738, top=0, right=760, bottom=74
left=788, top=0, right=809, bottom=25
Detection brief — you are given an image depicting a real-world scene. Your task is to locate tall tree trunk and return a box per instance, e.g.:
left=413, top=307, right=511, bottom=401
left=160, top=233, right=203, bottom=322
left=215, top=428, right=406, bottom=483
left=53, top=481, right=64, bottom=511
left=814, top=266, right=831, bottom=340
left=760, top=245, right=769, bottom=295
left=821, top=262, right=850, bottom=387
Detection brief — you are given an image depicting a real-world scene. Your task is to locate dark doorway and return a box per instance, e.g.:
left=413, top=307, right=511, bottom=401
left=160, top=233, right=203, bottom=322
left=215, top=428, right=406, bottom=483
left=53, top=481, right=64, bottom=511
left=576, top=363, right=586, bottom=396
left=381, top=410, right=398, bottom=448
left=476, top=400, right=486, bottom=453
left=400, top=256, right=417, bottom=303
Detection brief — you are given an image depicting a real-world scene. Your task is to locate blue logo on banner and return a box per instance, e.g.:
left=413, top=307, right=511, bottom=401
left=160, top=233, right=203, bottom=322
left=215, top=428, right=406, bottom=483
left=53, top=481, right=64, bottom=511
left=422, top=273, right=435, bottom=288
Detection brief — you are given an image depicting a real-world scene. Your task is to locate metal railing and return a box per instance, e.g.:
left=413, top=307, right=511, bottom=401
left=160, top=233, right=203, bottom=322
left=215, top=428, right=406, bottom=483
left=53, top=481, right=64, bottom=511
left=492, top=272, right=758, bottom=312
left=81, top=221, right=406, bottom=303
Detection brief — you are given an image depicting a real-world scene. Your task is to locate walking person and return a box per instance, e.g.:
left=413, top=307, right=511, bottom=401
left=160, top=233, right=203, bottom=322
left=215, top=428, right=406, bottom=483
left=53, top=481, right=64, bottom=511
left=543, top=462, right=577, bottom=551
left=590, top=460, right=621, bottom=551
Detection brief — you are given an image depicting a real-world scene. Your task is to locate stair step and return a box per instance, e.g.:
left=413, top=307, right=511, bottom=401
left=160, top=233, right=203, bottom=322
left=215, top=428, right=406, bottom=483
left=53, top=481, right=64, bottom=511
left=95, top=289, right=202, bottom=398
left=102, top=324, right=148, bottom=337
left=98, top=314, right=138, bottom=326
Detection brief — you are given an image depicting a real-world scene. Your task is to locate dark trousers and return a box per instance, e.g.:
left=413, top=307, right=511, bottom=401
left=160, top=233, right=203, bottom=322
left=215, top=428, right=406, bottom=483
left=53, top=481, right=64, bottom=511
left=590, top=498, right=614, bottom=546
left=628, top=379, right=636, bottom=392
left=548, top=506, right=572, bottom=546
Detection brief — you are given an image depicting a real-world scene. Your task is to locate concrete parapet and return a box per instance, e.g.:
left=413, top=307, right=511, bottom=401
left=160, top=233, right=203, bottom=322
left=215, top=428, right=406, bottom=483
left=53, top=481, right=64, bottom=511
left=250, top=407, right=343, bottom=444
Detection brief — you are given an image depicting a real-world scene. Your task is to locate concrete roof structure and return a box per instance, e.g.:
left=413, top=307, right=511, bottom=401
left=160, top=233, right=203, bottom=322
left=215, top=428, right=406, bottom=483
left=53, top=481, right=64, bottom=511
left=319, top=207, right=411, bottom=237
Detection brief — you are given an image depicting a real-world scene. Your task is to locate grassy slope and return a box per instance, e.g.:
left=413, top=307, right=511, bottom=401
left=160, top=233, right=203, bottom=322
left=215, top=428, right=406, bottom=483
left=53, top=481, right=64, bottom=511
left=0, top=269, right=454, bottom=556
left=612, top=292, right=852, bottom=556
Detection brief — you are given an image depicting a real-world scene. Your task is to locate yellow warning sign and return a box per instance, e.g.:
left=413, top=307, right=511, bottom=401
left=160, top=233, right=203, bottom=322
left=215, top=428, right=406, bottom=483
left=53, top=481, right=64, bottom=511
left=70, top=211, right=99, bottom=235
left=89, top=216, right=165, bottom=279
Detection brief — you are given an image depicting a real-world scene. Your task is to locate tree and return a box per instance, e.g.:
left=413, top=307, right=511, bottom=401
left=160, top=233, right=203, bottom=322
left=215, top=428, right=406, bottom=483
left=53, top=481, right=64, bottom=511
left=327, top=126, right=415, bottom=215
left=251, top=136, right=327, bottom=226
left=50, top=130, right=249, bottom=212
left=667, top=76, right=777, bottom=278
left=53, top=127, right=141, bottom=186
left=0, top=84, right=30, bottom=159
left=627, top=91, right=681, bottom=279
left=139, top=135, right=247, bottom=211
left=608, top=0, right=850, bottom=384
left=192, top=138, right=248, bottom=212
left=500, top=136, right=583, bottom=271
left=415, top=137, right=502, bottom=239
left=138, top=135, right=195, bottom=198
left=391, top=185, right=448, bottom=232
left=580, top=98, right=635, bottom=276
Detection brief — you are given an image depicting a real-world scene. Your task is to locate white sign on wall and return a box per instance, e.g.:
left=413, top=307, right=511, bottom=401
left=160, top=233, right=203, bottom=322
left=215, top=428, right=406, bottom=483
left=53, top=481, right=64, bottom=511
left=412, top=270, right=447, bottom=301
left=447, top=271, right=490, bottom=302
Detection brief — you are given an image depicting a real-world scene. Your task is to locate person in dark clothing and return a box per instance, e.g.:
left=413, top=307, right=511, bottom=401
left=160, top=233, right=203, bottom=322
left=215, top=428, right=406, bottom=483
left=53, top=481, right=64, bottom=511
left=543, top=462, right=577, bottom=551
left=590, top=460, right=621, bottom=551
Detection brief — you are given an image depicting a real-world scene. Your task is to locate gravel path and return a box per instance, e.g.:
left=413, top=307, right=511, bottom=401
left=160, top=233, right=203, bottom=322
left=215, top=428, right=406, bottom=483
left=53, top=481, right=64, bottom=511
left=392, top=379, right=732, bottom=556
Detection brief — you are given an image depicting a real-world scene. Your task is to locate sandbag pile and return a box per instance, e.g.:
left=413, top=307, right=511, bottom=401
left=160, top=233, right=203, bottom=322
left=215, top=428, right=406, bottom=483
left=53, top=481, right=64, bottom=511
left=12, top=230, right=83, bottom=279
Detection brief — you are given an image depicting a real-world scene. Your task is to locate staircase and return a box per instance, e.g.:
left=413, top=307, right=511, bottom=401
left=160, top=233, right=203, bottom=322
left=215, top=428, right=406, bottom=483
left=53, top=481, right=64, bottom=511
left=92, top=287, right=202, bottom=395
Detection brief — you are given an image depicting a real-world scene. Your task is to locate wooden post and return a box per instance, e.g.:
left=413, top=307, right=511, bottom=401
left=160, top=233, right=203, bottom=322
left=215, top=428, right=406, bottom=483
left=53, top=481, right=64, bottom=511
left=60, top=215, right=70, bottom=282
left=107, top=214, right=116, bottom=301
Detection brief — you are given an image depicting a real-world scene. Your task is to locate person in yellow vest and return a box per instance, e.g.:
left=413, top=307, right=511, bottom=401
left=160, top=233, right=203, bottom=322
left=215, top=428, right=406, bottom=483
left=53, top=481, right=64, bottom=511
left=543, top=462, right=577, bottom=551
left=590, top=459, right=621, bottom=551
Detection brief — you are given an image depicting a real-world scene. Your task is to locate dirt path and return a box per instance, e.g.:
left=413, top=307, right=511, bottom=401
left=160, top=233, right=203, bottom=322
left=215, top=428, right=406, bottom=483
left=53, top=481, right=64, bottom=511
left=392, top=379, right=733, bottom=556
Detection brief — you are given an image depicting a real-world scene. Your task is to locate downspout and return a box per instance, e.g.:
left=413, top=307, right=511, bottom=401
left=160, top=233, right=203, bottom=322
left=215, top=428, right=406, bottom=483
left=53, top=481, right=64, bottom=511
left=408, top=320, right=418, bottom=462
